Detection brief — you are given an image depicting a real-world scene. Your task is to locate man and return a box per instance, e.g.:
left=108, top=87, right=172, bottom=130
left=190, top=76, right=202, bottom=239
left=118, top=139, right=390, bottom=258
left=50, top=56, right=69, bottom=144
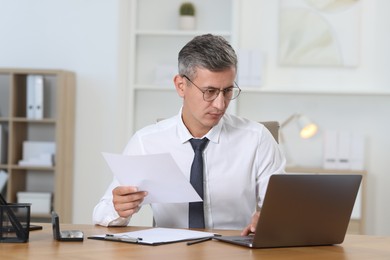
left=93, top=34, right=285, bottom=235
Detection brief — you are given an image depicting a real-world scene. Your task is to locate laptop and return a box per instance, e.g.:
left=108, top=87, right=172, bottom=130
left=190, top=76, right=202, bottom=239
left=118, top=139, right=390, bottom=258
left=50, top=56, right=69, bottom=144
left=214, top=174, right=362, bottom=248
left=51, top=211, right=84, bottom=241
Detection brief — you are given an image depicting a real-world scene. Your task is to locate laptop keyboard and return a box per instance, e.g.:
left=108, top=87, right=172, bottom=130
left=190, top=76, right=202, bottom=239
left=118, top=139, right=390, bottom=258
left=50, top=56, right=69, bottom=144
left=232, top=235, right=254, bottom=243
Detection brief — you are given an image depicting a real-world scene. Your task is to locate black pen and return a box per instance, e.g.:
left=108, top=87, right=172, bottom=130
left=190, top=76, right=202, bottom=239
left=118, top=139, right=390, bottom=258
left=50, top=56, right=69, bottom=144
left=186, top=237, right=212, bottom=246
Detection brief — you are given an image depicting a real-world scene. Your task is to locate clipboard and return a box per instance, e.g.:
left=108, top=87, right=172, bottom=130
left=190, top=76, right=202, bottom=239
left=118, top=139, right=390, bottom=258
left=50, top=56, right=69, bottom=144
left=88, top=227, right=216, bottom=246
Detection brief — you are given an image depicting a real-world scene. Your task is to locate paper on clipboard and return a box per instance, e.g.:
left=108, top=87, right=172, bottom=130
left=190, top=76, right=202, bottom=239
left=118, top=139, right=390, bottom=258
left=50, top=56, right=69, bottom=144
left=102, top=152, right=202, bottom=204
left=88, top=227, right=215, bottom=245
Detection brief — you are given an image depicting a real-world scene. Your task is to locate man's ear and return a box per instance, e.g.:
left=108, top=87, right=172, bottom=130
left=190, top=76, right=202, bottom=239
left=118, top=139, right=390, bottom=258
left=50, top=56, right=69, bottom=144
left=174, top=74, right=185, bottom=97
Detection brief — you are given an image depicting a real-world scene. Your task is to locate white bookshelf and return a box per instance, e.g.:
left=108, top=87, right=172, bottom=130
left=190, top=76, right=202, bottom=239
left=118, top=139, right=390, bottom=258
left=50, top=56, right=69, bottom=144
left=128, top=0, right=239, bottom=133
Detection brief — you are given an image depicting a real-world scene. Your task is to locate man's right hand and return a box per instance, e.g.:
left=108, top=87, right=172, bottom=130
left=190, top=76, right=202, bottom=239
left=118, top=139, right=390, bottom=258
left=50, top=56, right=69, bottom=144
left=112, top=186, right=148, bottom=218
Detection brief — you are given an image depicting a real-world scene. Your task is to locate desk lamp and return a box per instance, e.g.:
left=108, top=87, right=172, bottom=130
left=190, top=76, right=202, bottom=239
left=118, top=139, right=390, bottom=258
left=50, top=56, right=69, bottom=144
left=280, top=113, right=318, bottom=166
left=281, top=113, right=318, bottom=139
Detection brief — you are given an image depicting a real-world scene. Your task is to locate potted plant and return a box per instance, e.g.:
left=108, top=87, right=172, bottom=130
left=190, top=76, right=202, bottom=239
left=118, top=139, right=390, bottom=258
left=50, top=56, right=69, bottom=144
left=179, top=2, right=196, bottom=30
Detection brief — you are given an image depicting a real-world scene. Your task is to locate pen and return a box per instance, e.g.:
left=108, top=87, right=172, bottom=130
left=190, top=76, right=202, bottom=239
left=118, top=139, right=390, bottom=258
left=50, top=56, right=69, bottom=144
left=186, top=237, right=212, bottom=246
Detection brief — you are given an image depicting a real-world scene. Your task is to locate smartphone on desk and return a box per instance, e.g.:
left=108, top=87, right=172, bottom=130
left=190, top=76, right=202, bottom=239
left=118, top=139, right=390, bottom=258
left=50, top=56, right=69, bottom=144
left=52, top=211, right=84, bottom=242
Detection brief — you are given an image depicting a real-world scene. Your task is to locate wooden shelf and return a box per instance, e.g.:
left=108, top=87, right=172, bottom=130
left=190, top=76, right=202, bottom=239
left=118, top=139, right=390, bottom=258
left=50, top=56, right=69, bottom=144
left=10, top=118, right=56, bottom=123
left=0, top=68, right=75, bottom=222
left=9, top=165, right=55, bottom=171
left=286, top=167, right=366, bottom=175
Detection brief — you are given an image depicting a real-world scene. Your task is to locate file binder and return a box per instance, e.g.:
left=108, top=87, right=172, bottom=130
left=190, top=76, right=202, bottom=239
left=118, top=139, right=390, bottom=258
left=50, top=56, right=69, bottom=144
left=337, top=131, right=351, bottom=170
left=34, top=76, right=44, bottom=119
left=323, top=130, right=338, bottom=169
left=323, top=131, right=365, bottom=170
left=0, top=170, right=7, bottom=193
left=26, top=75, right=35, bottom=119
left=26, top=75, right=44, bottom=119
left=0, top=124, right=6, bottom=164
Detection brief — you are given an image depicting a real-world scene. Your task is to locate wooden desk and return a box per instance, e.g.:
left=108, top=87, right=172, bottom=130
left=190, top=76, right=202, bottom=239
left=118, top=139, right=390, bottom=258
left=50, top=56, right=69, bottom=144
left=1, top=224, right=390, bottom=259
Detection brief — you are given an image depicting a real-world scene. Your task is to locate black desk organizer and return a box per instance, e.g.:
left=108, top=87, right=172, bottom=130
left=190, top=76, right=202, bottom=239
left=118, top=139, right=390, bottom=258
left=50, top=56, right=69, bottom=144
left=0, top=193, right=31, bottom=243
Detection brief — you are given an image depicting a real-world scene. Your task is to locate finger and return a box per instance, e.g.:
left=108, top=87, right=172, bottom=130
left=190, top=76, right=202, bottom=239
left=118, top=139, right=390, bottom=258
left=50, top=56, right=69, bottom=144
left=114, top=190, right=147, bottom=204
left=116, top=206, right=140, bottom=218
left=250, top=212, right=260, bottom=232
left=112, top=191, right=147, bottom=206
left=241, top=225, right=251, bottom=236
left=114, top=197, right=145, bottom=217
left=113, top=186, right=139, bottom=196
left=250, top=224, right=256, bottom=233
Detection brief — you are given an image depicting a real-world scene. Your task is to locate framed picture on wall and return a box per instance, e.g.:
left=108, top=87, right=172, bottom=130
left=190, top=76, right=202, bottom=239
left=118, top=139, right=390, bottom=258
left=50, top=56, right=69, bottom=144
left=278, top=0, right=361, bottom=67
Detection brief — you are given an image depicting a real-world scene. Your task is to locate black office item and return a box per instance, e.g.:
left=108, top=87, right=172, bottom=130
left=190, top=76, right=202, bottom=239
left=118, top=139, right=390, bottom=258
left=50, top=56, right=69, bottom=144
left=0, top=193, right=30, bottom=243
left=29, top=224, right=43, bottom=231
left=186, top=237, right=212, bottom=245
left=214, top=174, right=362, bottom=248
left=188, top=137, right=209, bottom=228
left=52, top=211, right=84, bottom=242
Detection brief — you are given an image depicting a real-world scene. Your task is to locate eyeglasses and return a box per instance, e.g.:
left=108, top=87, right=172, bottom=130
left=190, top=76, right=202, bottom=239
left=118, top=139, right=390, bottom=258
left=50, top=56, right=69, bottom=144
left=182, top=75, right=241, bottom=102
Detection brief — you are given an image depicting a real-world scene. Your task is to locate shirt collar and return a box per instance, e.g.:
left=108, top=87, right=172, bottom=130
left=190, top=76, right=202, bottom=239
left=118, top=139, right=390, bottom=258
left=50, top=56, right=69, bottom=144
left=176, top=107, right=223, bottom=144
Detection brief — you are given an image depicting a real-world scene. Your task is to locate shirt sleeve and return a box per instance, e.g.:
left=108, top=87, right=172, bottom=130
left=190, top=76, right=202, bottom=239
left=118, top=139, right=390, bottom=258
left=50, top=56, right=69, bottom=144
left=256, top=125, right=286, bottom=210
left=92, top=133, right=144, bottom=226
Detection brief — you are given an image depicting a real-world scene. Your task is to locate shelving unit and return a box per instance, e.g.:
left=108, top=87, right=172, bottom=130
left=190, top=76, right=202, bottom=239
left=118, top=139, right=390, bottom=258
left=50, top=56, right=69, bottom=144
left=123, top=2, right=375, bottom=232
left=0, top=68, right=75, bottom=223
left=123, top=0, right=239, bottom=227
left=128, top=0, right=239, bottom=133
left=286, top=167, right=366, bottom=235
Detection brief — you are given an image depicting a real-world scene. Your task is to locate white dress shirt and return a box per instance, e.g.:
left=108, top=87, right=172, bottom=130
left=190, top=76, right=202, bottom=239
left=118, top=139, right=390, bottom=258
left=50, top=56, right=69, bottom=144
left=93, top=110, right=286, bottom=230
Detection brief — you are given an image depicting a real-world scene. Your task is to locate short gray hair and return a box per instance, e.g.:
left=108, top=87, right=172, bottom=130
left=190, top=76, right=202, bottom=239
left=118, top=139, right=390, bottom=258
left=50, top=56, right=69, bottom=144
left=178, top=34, right=237, bottom=79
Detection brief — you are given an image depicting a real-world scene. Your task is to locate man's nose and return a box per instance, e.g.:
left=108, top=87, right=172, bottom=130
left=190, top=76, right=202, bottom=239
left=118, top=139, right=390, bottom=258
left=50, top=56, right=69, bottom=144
left=212, top=91, right=226, bottom=110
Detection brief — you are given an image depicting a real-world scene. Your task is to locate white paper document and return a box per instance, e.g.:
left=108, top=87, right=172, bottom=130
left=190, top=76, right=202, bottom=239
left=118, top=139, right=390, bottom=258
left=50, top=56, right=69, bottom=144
left=89, top=227, right=215, bottom=245
left=102, top=152, right=201, bottom=204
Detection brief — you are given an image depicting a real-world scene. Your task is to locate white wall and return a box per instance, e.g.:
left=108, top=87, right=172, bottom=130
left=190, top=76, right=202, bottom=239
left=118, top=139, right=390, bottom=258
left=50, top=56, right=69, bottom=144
left=0, top=0, right=130, bottom=225
left=238, top=0, right=390, bottom=236
left=1, top=0, right=389, bottom=236
left=240, top=0, right=390, bottom=94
